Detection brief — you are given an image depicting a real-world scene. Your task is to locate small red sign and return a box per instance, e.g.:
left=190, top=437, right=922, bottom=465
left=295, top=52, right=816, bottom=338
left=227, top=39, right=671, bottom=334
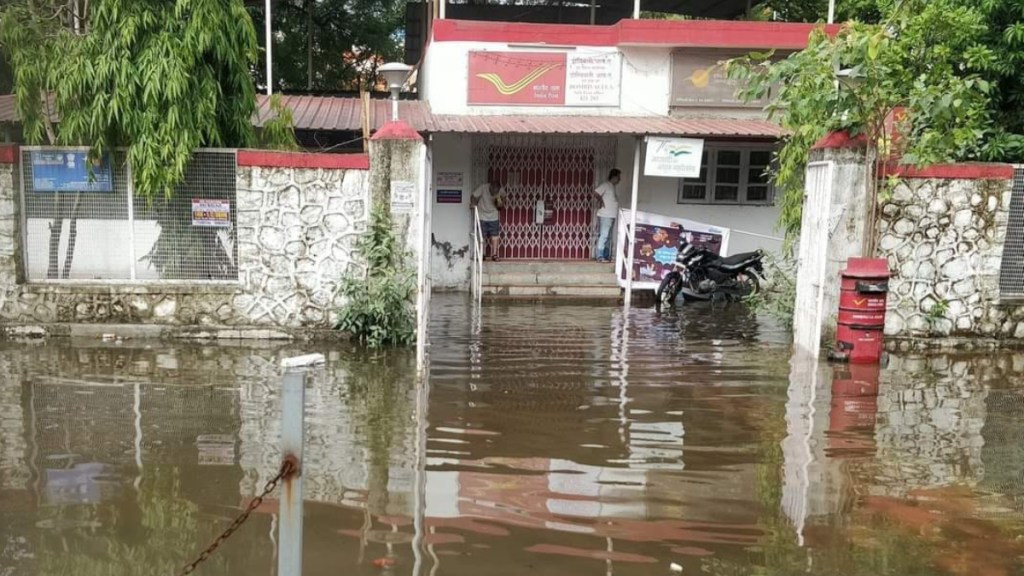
left=468, top=52, right=567, bottom=106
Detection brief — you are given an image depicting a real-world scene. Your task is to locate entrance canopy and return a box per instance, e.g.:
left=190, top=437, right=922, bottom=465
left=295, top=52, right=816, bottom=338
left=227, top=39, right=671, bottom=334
left=0, top=93, right=784, bottom=139
left=252, top=95, right=784, bottom=139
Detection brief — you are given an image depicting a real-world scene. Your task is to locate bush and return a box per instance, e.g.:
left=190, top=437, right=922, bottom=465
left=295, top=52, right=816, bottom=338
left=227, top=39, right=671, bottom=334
left=335, top=205, right=416, bottom=347
left=748, top=252, right=797, bottom=328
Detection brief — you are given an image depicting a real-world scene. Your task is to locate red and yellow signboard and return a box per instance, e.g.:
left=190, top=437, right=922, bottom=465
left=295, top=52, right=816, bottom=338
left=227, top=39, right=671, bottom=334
left=468, top=51, right=567, bottom=106
left=468, top=51, right=622, bottom=107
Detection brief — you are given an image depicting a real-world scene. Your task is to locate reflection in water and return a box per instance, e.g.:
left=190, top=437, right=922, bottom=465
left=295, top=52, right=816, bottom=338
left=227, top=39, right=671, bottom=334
left=0, top=295, right=1023, bottom=575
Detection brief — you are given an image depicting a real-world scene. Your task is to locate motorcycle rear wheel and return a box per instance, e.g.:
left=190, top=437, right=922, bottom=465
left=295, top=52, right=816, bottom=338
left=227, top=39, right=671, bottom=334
left=736, top=273, right=761, bottom=298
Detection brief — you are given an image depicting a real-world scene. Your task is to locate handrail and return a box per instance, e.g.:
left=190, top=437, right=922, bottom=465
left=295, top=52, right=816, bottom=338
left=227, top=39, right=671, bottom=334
left=471, top=206, right=483, bottom=305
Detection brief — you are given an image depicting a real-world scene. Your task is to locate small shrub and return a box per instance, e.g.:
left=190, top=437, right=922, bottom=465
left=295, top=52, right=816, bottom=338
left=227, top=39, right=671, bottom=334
left=336, top=204, right=416, bottom=347
left=748, top=252, right=797, bottom=328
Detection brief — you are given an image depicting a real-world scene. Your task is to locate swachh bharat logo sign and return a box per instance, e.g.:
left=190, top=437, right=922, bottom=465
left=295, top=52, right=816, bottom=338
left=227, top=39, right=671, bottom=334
left=644, top=137, right=706, bottom=179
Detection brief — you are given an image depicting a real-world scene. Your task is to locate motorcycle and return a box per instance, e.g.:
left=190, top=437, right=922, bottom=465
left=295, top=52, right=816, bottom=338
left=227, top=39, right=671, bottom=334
left=655, top=229, right=764, bottom=309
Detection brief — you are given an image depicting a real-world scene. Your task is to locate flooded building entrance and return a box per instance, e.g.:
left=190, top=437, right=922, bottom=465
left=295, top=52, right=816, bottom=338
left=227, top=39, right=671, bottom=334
left=475, top=135, right=617, bottom=260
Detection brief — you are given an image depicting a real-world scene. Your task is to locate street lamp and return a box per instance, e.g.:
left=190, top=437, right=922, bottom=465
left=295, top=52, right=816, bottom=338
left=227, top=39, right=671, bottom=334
left=379, top=62, right=413, bottom=122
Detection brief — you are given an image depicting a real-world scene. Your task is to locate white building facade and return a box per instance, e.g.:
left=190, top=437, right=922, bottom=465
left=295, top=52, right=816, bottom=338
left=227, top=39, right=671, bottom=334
left=418, top=19, right=826, bottom=290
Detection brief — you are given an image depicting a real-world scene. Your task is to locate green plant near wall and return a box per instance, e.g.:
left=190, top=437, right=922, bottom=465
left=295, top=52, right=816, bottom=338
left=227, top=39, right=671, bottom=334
left=747, top=252, right=798, bottom=327
left=336, top=205, right=416, bottom=348
left=726, top=0, right=996, bottom=253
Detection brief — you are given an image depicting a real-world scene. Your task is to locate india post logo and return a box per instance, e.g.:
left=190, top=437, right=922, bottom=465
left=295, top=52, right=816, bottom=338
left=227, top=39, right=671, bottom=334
left=476, top=63, right=561, bottom=96
left=468, top=52, right=568, bottom=106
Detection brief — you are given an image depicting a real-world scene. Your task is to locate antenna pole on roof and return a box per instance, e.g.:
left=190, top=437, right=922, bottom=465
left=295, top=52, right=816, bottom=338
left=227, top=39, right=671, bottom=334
left=266, top=0, right=273, bottom=95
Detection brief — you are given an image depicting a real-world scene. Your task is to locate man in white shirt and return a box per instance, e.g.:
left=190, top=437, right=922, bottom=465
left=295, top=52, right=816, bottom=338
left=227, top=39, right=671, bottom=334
left=592, top=169, right=621, bottom=263
left=470, top=178, right=505, bottom=261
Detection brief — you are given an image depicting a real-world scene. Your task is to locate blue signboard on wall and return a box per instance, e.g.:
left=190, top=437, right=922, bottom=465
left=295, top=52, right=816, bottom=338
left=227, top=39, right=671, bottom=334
left=31, top=151, right=113, bottom=192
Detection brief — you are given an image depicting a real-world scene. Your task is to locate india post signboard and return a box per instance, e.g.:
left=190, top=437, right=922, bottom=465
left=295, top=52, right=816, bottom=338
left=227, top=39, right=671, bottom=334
left=468, top=51, right=621, bottom=107
left=31, top=151, right=113, bottom=192
left=191, top=199, right=231, bottom=228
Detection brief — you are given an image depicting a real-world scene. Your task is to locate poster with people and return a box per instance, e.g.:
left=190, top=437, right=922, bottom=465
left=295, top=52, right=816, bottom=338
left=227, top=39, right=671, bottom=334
left=615, top=209, right=731, bottom=291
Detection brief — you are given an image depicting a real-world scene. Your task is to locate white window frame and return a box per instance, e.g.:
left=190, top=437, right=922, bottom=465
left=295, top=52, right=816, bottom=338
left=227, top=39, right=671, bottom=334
left=676, top=143, right=776, bottom=206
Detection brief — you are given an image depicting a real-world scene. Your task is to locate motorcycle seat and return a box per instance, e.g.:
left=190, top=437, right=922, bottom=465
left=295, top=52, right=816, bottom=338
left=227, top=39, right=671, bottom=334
left=715, top=251, right=761, bottom=267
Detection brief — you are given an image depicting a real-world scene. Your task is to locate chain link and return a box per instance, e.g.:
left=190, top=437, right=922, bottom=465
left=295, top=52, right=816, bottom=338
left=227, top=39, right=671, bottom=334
left=177, top=458, right=298, bottom=576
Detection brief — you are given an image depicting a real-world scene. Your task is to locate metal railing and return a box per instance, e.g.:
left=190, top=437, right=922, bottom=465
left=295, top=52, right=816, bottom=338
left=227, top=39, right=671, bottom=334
left=471, top=206, right=483, bottom=305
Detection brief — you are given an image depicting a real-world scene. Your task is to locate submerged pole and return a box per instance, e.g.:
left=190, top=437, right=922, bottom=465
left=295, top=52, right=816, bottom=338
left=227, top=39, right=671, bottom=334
left=278, top=353, right=323, bottom=576
left=623, top=137, right=641, bottom=309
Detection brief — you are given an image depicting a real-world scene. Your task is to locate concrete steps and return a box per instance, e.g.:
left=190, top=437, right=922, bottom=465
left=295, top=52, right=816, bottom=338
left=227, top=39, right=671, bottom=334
left=482, top=261, right=621, bottom=299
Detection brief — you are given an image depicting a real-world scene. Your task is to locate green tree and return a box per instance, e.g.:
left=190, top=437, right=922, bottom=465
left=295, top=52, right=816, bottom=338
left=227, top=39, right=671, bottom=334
left=727, top=0, right=994, bottom=252
left=248, top=0, right=406, bottom=93
left=754, top=0, right=882, bottom=24
left=1, top=0, right=263, bottom=278
left=1, top=0, right=259, bottom=198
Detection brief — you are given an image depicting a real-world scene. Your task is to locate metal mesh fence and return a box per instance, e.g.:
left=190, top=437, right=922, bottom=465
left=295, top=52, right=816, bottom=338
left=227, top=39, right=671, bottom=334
left=20, top=149, right=238, bottom=282
left=21, top=149, right=132, bottom=280
left=999, top=168, right=1024, bottom=297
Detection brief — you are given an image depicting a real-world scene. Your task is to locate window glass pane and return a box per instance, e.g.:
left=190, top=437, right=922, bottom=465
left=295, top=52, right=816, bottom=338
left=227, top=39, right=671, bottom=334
left=717, top=167, right=740, bottom=184
left=715, top=186, right=739, bottom=201
left=717, top=150, right=741, bottom=165
left=748, top=167, right=769, bottom=185
left=749, top=150, right=772, bottom=166
left=681, top=184, right=706, bottom=200
left=747, top=186, right=769, bottom=202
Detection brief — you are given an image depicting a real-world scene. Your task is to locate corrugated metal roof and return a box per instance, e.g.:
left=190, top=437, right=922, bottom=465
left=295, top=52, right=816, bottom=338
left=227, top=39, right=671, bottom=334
left=1, top=93, right=782, bottom=138
left=427, top=114, right=783, bottom=137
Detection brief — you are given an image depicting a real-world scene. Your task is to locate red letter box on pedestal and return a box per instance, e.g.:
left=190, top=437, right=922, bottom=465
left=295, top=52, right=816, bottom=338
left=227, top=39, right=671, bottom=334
left=832, top=258, right=890, bottom=364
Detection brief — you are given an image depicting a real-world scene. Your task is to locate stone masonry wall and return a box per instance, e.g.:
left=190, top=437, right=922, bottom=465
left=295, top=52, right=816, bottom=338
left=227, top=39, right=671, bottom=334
left=878, top=174, right=1024, bottom=341
left=234, top=164, right=369, bottom=327
left=0, top=150, right=372, bottom=337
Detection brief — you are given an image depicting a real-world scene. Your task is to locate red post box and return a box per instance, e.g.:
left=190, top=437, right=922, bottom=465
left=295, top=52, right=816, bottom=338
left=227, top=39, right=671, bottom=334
left=832, top=257, right=890, bottom=364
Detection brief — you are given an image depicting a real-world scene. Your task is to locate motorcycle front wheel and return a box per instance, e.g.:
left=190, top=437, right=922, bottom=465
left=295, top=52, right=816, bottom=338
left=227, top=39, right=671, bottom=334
left=656, top=273, right=683, bottom=311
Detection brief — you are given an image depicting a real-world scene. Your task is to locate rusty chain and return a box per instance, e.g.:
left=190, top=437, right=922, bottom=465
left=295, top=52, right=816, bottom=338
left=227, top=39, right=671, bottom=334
left=177, top=457, right=299, bottom=576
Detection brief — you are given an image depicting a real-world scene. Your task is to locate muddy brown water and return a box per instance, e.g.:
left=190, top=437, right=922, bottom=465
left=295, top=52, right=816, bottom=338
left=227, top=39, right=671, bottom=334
left=2, top=294, right=1024, bottom=575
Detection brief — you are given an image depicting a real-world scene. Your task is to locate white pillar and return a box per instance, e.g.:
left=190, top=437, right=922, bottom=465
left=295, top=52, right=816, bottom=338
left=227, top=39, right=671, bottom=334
left=416, top=143, right=431, bottom=375
left=278, top=353, right=323, bottom=576
left=265, top=0, right=273, bottom=96
left=623, top=137, right=641, bottom=309
left=632, top=0, right=640, bottom=19
left=440, top=0, right=446, bottom=19
left=827, top=0, right=835, bottom=23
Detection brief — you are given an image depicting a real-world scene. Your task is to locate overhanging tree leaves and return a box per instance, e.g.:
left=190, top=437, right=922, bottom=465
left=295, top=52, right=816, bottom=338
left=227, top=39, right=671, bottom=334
left=726, top=0, right=994, bottom=252
left=248, top=0, right=405, bottom=93
left=1, top=0, right=260, bottom=200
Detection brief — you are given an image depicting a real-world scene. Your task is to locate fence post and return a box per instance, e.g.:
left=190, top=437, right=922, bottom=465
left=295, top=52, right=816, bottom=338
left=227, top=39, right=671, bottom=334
left=278, top=353, right=324, bottom=576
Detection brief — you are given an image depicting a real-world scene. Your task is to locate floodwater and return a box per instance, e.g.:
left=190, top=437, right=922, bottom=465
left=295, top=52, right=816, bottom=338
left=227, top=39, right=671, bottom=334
left=2, top=295, right=1024, bottom=576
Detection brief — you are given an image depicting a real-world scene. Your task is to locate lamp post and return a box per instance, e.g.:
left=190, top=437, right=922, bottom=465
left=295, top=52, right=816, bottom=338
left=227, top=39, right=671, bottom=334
left=379, top=62, right=413, bottom=122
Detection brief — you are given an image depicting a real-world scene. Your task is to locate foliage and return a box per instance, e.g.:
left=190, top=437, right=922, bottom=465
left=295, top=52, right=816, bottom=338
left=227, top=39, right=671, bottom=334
left=726, top=0, right=995, bottom=248
left=0, top=0, right=259, bottom=199
left=754, top=0, right=882, bottom=24
left=260, top=93, right=300, bottom=151
left=748, top=253, right=797, bottom=327
left=247, top=0, right=405, bottom=92
left=336, top=205, right=416, bottom=348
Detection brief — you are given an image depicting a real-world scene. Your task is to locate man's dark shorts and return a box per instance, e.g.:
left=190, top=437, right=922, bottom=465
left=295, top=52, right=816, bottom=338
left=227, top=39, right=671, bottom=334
left=481, top=219, right=501, bottom=238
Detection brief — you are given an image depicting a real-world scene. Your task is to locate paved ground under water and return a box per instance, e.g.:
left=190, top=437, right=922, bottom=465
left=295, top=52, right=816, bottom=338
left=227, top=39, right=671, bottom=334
left=2, top=294, right=1024, bottom=576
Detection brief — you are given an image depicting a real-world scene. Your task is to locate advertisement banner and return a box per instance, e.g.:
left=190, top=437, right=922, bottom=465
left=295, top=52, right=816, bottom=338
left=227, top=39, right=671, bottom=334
left=191, top=199, right=231, bottom=228
left=615, top=209, right=731, bottom=291
left=31, top=151, right=113, bottom=193
left=644, top=137, right=705, bottom=178
left=467, top=51, right=621, bottom=107
left=670, top=49, right=785, bottom=109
